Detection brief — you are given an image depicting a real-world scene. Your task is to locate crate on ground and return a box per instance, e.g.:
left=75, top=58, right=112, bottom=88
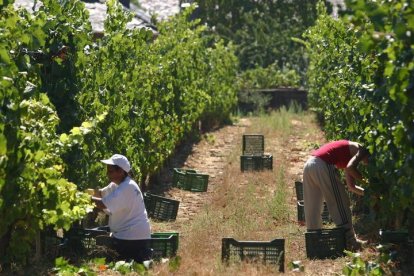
left=222, top=238, right=285, bottom=272
left=84, top=226, right=111, bottom=248
left=150, top=232, right=179, bottom=259
left=172, top=168, right=209, bottom=192
left=42, top=228, right=65, bottom=259
left=297, top=200, right=305, bottom=223
left=379, top=230, right=409, bottom=244
left=186, top=172, right=209, bottom=192
left=240, top=154, right=273, bottom=172
left=61, top=227, right=100, bottom=254
left=305, top=228, right=346, bottom=259
left=172, top=168, right=196, bottom=188
left=94, top=235, right=114, bottom=247
left=144, top=193, right=179, bottom=221
left=295, top=181, right=304, bottom=200
left=84, top=226, right=110, bottom=235
left=242, top=134, right=265, bottom=156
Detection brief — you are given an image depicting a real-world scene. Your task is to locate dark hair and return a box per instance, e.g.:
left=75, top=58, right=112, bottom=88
left=360, top=146, right=370, bottom=158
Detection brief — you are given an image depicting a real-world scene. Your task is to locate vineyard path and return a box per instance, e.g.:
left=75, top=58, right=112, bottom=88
left=149, top=116, right=325, bottom=233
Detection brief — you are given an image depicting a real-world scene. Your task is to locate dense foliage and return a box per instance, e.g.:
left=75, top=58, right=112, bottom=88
left=69, top=1, right=238, bottom=188
left=194, top=0, right=322, bottom=76
left=0, top=0, right=237, bottom=265
left=303, top=0, right=414, bottom=228
left=0, top=0, right=96, bottom=265
left=237, top=63, right=300, bottom=90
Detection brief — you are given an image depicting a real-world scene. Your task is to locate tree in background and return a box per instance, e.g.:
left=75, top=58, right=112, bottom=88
left=193, top=0, right=324, bottom=81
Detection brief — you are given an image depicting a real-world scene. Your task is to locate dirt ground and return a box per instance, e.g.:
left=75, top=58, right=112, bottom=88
left=151, top=118, right=254, bottom=224
left=145, top=113, right=359, bottom=275
left=150, top=116, right=326, bottom=227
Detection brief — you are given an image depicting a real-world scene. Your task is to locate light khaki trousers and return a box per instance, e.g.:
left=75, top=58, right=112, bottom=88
left=303, top=156, right=354, bottom=234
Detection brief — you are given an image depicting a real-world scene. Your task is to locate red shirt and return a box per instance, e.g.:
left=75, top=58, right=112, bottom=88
left=312, top=140, right=351, bottom=169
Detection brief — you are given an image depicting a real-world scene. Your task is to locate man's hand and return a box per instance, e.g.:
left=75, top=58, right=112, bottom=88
left=345, top=171, right=365, bottom=196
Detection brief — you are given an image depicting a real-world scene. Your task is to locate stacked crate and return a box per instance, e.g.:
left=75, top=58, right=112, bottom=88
left=240, top=134, right=273, bottom=172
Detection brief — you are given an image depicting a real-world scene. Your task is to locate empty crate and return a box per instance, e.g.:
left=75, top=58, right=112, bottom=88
left=297, top=200, right=305, bottom=222
left=240, top=154, right=273, bottom=172
left=186, top=172, right=209, bottom=192
left=379, top=230, right=409, bottom=244
left=222, top=238, right=285, bottom=272
left=242, top=134, right=265, bottom=156
left=173, top=168, right=196, bottom=188
left=305, top=228, right=346, bottom=259
left=295, top=181, right=304, bottom=200
left=42, top=228, right=65, bottom=259
left=60, top=227, right=104, bottom=254
left=151, top=232, right=179, bottom=259
left=144, top=193, right=180, bottom=221
left=173, top=168, right=209, bottom=192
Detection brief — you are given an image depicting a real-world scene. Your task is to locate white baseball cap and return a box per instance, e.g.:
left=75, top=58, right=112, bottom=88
left=101, top=154, right=131, bottom=173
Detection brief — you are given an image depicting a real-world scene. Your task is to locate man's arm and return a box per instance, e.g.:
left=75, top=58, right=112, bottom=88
left=345, top=171, right=364, bottom=196
left=345, top=157, right=364, bottom=181
left=345, top=143, right=369, bottom=181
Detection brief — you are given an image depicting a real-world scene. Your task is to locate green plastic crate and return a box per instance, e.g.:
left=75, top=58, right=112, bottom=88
left=150, top=232, right=179, bottom=259
left=173, top=168, right=209, bottom=192
left=173, top=168, right=196, bottom=188
left=305, top=228, right=346, bottom=259
left=82, top=226, right=112, bottom=248
left=295, top=181, right=304, bottom=200
left=242, top=134, right=265, bottom=156
left=42, top=228, right=65, bottom=259
left=144, top=193, right=180, bottom=221
left=379, top=230, right=409, bottom=244
left=143, top=193, right=152, bottom=210
left=240, top=154, right=273, bottom=172
left=297, top=200, right=305, bottom=222
left=60, top=227, right=101, bottom=255
left=186, top=172, right=209, bottom=192
left=222, top=238, right=285, bottom=272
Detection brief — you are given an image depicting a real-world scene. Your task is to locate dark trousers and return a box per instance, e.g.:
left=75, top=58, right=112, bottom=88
left=112, top=238, right=152, bottom=263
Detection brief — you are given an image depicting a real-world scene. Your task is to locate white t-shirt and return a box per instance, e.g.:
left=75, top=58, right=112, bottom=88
left=100, top=183, right=117, bottom=215
left=101, top=177, right=151, bottom=240
left=100, top=182, right=118, bottom=198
